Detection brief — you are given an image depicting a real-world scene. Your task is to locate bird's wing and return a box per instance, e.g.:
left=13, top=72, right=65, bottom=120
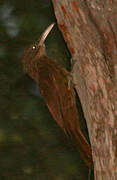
left=37, top=58, right=93, bottom=168
left=37, top=59, right=77, bottom=131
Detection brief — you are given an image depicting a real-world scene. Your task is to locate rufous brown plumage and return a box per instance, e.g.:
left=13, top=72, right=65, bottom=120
left=22, top=23, right=93, bottom=168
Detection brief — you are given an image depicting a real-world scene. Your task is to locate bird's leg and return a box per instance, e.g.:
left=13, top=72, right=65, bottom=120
left=68, top=58, right=76, bottom=90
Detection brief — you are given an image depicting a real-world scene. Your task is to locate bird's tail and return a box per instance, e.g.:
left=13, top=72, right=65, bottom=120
left=73, top=128, right=93, bottom=168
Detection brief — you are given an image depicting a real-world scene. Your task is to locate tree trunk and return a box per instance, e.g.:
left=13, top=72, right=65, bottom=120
left=52, top=0, right=117, bottom=179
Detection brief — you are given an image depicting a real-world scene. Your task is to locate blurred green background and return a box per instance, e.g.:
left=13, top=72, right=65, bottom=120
left=0, top=0, right=92, bottom=179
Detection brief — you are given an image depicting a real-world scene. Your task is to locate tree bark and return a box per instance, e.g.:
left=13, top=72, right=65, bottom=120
left=52, top=0, right=117, bottom=179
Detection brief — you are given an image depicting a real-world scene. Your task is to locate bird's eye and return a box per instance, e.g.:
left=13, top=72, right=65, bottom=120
left=32, top=45, right=36, bottom=50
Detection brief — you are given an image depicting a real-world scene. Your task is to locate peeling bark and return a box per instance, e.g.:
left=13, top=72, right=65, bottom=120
left=52, top=0, right=117, bottom=179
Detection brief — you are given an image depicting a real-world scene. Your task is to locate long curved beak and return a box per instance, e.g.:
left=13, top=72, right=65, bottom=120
left=38, top=22, right=55, bottom=46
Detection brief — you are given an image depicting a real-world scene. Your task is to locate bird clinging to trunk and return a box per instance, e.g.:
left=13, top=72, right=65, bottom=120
left=22, top=23, right=93, bottom=168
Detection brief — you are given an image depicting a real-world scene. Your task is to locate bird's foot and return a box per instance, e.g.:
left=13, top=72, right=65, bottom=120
left=68, top=74, right=73, bottom=90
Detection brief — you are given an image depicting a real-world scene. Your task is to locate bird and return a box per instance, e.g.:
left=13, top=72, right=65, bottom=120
left=22, top=22, right=93, bottom=168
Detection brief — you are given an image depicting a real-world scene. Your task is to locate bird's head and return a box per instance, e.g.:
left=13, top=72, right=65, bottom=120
left=22, top=22, right=55, bottom=73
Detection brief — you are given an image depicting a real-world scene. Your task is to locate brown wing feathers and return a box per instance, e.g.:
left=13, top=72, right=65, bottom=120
left=22, top=23, right=93, bottom=168
left=36, top=58, right=93, bottom=168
